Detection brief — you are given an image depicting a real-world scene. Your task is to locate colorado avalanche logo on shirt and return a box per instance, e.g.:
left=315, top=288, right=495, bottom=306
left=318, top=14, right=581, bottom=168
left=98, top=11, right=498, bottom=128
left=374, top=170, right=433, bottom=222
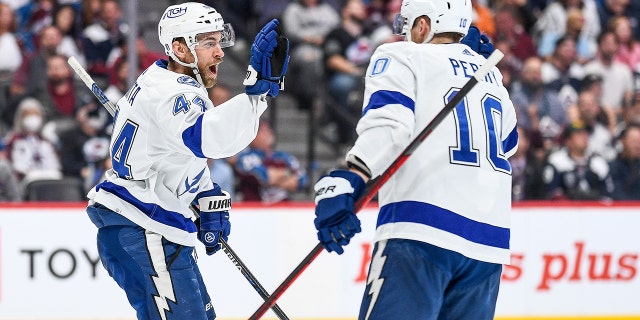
left=177, top=76, right=201, bottom=88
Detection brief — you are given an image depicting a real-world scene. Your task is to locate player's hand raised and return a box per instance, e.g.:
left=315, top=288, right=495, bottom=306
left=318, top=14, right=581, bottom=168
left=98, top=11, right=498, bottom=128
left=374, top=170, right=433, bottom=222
left=460, top=26, right=494, bottom=59
left=313, top=170, right=365, bottom=254
left=244, top=19, right=290, bottom=97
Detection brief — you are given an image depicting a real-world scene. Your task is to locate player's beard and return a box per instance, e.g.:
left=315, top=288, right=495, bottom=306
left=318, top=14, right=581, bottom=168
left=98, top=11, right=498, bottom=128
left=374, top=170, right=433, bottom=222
left=199, top=58, right=223, bottom=88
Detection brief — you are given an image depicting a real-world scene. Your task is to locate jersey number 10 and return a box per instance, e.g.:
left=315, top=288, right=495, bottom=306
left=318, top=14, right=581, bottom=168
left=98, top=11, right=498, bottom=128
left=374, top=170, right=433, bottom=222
left=446, top=88, right=511, bottom=174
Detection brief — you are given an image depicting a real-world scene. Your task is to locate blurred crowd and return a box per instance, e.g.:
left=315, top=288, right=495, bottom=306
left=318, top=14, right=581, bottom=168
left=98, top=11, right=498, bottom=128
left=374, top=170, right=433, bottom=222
left=0, top=0, right=639, bottom=202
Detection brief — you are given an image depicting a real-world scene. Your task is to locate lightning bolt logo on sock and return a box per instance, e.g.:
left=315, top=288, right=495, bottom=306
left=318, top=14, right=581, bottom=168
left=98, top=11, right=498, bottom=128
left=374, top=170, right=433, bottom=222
left=146, top=231, right=177, bottom=320
left=365, top=240, right=388, bottom=319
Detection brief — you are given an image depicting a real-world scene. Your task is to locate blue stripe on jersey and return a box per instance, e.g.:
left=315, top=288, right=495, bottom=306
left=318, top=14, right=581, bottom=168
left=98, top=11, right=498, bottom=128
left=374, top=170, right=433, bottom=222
left=378, top=201, right=509, bottom=249
left=363, top=90, right=415, bottom=116
left=181, top=114, right=206, bottom=158
left=502, top=126, right=519, bottom=155
left=96, top=181, right=198, bottom=233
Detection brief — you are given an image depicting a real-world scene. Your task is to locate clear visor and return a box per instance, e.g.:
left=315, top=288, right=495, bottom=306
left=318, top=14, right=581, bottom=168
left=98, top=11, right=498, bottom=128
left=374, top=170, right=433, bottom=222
left=195, top=23, right=235, bottom=49
left=393, top=13, right=408, bottom=35
left=219, top=23, right=235, bottom=48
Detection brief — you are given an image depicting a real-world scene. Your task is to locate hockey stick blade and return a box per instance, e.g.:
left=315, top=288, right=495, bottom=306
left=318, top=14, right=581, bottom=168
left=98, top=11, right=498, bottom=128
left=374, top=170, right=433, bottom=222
left=249, top=49, right=505, bottom=319
left=67, top=56, right=290, bottom=320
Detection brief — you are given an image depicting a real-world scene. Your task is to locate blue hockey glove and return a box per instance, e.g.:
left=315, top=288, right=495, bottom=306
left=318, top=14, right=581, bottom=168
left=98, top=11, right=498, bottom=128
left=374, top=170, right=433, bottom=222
left=244, top=19, right=290, bottom=97
left=313, top=170, right=365, bottom=254
left=461, top=26, right=494, bottom=59
left=195, top=184, right=231, bottom=255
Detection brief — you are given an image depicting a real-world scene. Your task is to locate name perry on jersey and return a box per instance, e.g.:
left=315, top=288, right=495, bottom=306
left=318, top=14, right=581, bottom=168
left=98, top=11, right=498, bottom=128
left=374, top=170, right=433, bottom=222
left=448, top=58, right=500, bottom=86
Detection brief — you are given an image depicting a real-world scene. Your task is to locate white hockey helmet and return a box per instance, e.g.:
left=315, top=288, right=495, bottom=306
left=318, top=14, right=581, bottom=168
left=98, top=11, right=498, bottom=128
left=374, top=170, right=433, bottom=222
left=158, top=2, right=235, bottom=84
left=393, top=0, right=472, bottom=43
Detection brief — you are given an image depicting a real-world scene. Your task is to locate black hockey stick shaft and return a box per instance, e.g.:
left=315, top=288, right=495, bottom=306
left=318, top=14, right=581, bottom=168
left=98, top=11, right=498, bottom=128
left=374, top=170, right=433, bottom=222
left=67, top=57, right=290, bottom=320
left=249, top=50, right=505, bottom=319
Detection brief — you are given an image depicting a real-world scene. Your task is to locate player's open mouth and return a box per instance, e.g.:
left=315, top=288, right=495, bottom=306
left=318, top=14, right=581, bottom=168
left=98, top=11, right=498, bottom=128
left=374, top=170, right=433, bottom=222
left=209, top=64, right=217, bottom=75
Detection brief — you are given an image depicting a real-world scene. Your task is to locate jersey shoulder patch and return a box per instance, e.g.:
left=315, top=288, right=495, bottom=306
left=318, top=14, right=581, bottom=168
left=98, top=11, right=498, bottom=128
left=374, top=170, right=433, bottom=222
left=177, top=76, right=201, bottom=88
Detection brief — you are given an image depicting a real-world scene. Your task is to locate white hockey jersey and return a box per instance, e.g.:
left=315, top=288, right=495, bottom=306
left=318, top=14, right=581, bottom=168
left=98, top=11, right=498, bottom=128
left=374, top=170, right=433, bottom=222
left=88, top=60, right=267, bottom=246
left=349, top=42, right=518, bottom=264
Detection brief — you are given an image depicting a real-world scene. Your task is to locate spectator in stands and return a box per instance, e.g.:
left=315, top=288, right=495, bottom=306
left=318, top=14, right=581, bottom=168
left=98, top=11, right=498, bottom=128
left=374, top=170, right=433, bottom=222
left=584, top=30, right=634, bottom=125
left=510, top=56, right=567, bottom=135
left=471, top=0, right=496, bottom=38
left=544, top=121, right=614, bottom=200
left=33, top=53, right=91, bottom=120
left=0, top=3, right=23, bottom=118
left=9, top=25, right=62, bottom=106
left=0, top=139, right=21, bottom=201
left=81, top=0, right=126, bottom=84
left=541, top=36, right=585, bottom=111
left=573, top=89, right=617, bottom=160
left=596, top=0, right=638, bottom=40
left=616, top=95, right=640, bottom=135
left=4, top=97, right=61, bottom=187
left=282, top=0, right=340, bottom=110
left=53, top=4, right=85, bottom=68
left=533, top=0, right=600, bottom=55
left=103, top=59, right=127, bottom=103
left=202, top=0, right=255, bottom=48
left=493, top=5, right=536, bottom=71
left=323, top=0, right=373, bottom=146
left=510, top=127, right=548, bottom=201
left=609, top=16, right=640, bottom=72
left=14, top=0, right=56, bottom=54
left=107, top=29, right=164, bottom=81
left=81, top=133, right=110, bottom=192
left=56, top=100, right=108, bottom=181
left=609, top=123, right=640, bottom=200
left=80, top=0, right=100, bottom=28
left=235, top=121, right=308, bottom=203
left=537, top=7, right=597, bottom=62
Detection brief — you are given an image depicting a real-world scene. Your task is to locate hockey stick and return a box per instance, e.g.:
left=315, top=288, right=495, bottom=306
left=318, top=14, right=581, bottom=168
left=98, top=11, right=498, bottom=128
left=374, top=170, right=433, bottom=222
left=67, top=56, right=290, bottom=320
left=250, top=49, right=505, bottom=319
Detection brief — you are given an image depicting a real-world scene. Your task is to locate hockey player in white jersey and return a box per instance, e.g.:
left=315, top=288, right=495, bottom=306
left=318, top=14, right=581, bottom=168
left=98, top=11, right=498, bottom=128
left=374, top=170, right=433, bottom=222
left=85, top=2, right=289, bottom=319
left=312, top=0, right=518, bottom=319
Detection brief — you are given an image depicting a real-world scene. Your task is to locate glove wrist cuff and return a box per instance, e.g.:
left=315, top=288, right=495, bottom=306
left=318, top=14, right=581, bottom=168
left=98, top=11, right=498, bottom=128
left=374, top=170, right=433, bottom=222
left=198, top=191, right=231, bottom=213
left=243, top=65, right=259, bottom=86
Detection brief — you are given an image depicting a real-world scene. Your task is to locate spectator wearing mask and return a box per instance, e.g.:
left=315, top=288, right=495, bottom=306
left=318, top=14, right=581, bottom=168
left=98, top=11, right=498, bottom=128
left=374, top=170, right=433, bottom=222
left=4, top=97, right=62, bottom=187
left=609, top=123, right=640, bottom=200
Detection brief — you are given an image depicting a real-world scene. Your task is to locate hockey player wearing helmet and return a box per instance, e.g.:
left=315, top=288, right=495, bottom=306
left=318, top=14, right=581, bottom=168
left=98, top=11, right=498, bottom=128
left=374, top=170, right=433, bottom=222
left=85, top=2, right=289, bottom=319
left=312, top=0, right=517, bottom=319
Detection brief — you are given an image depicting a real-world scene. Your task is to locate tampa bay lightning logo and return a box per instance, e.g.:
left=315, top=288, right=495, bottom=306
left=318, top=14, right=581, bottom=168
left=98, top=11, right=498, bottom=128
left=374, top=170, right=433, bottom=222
left=178, top=168, right=206, bottom=196
left=177, top=76, right=201, bottom=88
